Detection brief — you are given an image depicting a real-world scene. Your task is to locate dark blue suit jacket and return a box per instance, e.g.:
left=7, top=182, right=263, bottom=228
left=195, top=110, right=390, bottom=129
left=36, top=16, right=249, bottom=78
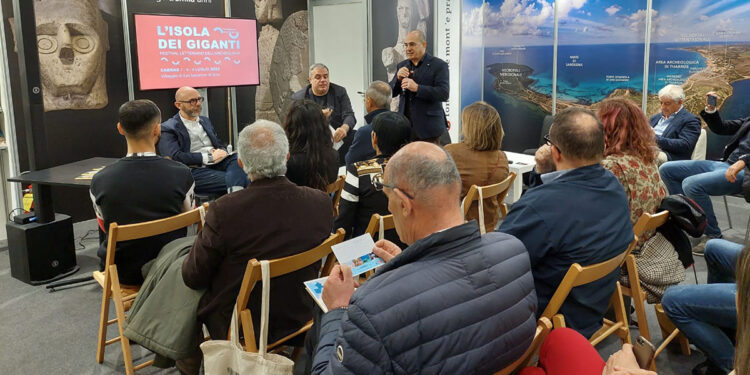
left=498, top=164, right=633, bottom=338
left=649, top=109, right=701, bottom=161
left=344, top=108, right=390, bottom=165
left=390, top=53, right=449, bottom=139
left=159, top=113, right=225, bottom=166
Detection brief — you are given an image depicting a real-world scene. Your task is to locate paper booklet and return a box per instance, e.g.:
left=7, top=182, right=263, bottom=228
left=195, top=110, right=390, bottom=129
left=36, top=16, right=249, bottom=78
left=303, top=234, right=385, bottom=312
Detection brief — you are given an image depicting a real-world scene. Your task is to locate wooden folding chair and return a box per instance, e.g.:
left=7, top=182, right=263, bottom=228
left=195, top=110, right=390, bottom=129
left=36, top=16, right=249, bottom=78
left=235, top=228, right=346, bottom=354
left=493, top=317, right=553, bottom=375
left=461, top=172, right=516, bottom=234
left=621, top=212, right=670, bottom=339
left=653, top=303, right=691, bottom=357
left=540, top=249, right=631, bottom=346
left=94, top=203, right=208, bottom=375
left=326, top=175, right=346, bottom=216
left=364, top=213, right=396, bottom=242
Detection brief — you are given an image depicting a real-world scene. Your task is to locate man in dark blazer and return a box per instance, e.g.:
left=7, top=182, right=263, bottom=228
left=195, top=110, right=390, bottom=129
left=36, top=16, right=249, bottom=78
left=291, top=63, right=356, bottom=165
left=159, top=86, right=247, bottom=195
left=344, top=80, right=392, bottom=165
left=182, top=119, right=333, bottom=344
left=390, top=30, right=449, bottom=142
left=650, top=84, right=701, bottom=162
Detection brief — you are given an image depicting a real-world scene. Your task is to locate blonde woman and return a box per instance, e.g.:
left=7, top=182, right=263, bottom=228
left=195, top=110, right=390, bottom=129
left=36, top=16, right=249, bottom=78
left=445, top=101, right=509, bottom=231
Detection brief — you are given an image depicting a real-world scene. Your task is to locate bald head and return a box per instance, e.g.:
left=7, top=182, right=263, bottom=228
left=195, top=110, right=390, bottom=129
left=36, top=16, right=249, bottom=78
left=385, top=142, right=461, bottom=205
left=175, top=86, right=199, bottom=101
left=549, top=107, right=604, bottom=163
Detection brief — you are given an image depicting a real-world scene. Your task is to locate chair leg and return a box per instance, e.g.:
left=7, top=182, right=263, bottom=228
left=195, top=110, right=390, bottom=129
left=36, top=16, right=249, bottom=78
left=625, top=256, right=651, bottom=341
left=724, top=195, right=733, bottom=229
left=96, top=275, right=112, bottom=364
left=109, top=266, right=136, bottom=375
left=611, top=282, right=631, bottom=345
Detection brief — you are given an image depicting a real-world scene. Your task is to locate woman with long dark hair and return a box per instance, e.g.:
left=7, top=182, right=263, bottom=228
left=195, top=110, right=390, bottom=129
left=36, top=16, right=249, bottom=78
left=284, top=100, right=339, bottom=191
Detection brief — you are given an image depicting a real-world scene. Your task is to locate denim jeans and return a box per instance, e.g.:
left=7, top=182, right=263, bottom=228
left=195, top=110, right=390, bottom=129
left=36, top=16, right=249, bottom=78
left=662, top=239, right=740, bottom=373
left=659, top=160, right=744, bottom=237
left=191, top=153, right=248, bottom=195
left=706, top=239, right=743, bottom=283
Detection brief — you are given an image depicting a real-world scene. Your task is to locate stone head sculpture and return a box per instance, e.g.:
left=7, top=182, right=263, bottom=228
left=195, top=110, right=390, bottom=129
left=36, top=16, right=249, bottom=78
left=35, top=0, right=109, bottom=111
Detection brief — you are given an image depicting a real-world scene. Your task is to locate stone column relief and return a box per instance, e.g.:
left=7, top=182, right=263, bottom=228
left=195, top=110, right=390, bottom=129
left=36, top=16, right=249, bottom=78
left=254, top=0, right=283, bottom=123
left=269, top=10, right=309, bottom=124
left=35, top=0, right=109, bottom=112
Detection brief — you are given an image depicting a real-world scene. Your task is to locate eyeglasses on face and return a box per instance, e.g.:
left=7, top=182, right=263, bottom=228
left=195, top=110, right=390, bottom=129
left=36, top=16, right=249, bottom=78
left=372, top=173, right=415, bottom=200
left=178, top=97, right=204, bottom=105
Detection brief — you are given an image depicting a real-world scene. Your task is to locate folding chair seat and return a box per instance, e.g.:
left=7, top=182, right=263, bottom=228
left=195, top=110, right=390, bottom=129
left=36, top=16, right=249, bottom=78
left=234, top=229, right=346, bottom=357
left=94, top=204, right=208, bottom=375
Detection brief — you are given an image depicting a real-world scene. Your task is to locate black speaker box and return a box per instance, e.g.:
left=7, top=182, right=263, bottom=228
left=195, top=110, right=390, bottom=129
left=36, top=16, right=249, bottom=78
left=7, top=213, right=78, bottom=285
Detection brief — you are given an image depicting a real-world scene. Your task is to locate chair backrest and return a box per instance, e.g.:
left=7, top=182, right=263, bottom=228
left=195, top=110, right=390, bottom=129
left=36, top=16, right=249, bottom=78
left=103, top=203, right=209, bottom=269
left=461, top=172, right=516, bottom=234
left=326, top=175, right=346, bottom=216
left=691, top=128, right=707, bottom=160
left=623, top=210, right=670, bottom=259
left=235, top=228, right=346, bottom=351
left=493, top=317, right=553, bottom=375
left=364, top=213, right=396, bottom=241
left=540, top=248, right=629, bottom=320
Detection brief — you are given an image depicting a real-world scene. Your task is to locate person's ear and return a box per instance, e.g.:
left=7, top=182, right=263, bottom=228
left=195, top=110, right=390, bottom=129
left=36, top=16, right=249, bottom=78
left=117, top=123, right=125, bottom=136
left=371, top=131, right=378, bottom=149
left=153, top=122, right=161, bottom=137
left=551, top=145, right=563, bottom=164
left=394, top=189, right=413, bottom=216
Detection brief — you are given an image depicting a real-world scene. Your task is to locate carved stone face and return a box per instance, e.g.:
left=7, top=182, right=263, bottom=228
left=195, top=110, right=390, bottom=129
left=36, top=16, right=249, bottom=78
left=397, top=0, right=412, bottom=29
left=254, top=0, right=282, bottom=25
left=35, top=0, right=108, bottom=111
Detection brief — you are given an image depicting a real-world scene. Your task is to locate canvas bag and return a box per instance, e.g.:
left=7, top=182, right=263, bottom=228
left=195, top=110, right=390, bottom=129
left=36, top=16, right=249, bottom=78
left=200, top=260, right=294, bottom=375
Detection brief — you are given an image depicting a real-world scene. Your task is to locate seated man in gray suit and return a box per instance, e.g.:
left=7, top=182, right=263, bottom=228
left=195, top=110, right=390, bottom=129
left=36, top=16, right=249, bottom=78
left=650, top=84, right=701, bottom=163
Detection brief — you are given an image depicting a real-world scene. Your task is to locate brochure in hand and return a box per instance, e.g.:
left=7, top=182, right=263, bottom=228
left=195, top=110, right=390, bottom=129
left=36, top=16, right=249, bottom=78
left=303, top=234, right=385, bottom=312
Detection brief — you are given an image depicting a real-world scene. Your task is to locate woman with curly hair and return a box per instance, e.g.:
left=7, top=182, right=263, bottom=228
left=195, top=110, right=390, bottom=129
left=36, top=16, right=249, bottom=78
left=284, top=100, right=339, bottom=191
left=597, top=98, right=681, bottom=303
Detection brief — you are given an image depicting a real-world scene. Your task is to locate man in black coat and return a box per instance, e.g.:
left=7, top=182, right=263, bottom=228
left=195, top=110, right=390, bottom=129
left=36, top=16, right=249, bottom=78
left=389, top=30, right=449, bottom=143
left=292, top=63, right=357, bottom=165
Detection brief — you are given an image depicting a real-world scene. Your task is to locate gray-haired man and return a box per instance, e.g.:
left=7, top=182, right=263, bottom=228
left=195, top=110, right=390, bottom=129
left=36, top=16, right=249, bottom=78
left=311, top=142, right=536, bottom=374
left=345, top=81, right=392, bottom=165
left=182, top=120, right=333, bottom=345
left=292, top=63, right=357, bottom=165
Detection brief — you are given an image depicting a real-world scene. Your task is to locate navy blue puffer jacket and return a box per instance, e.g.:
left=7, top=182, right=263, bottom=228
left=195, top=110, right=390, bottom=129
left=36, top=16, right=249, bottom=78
left=311, top=221, right=537, bottom=374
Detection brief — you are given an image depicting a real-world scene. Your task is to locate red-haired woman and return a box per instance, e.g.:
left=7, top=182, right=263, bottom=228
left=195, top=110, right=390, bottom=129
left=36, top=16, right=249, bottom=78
left=598, top=98, right=683, bottom=303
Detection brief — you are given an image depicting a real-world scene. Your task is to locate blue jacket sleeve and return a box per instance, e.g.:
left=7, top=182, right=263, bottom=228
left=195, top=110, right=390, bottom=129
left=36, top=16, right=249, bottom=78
left=701, top=110, right=748, bottom=136
left=656, top=114, right=701, bottom=156
left=345, top=127, right=374, bottom=165
left=414, top=60, right=449, bottom=103
left=311, top=305, right=390, bottom=375
left=497, top=200, right=552, bottom=268
left=159, top=125, right=203, bottom=166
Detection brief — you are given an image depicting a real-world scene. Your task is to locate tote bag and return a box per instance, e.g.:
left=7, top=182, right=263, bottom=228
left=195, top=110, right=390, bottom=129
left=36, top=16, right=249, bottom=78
left=200, top=260, right=294, bottom=375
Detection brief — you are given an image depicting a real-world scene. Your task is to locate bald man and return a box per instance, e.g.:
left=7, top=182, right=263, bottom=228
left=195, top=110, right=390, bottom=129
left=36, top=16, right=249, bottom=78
left=159, top=87, right=248, bottom=195
left=311, top=142, right=536, bottom=374
left=499, top=107, right=633, bottom=339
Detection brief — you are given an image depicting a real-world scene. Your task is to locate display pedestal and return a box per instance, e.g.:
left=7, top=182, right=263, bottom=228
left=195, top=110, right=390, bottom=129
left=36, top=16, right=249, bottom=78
left=7, top=213, right=78, bottom=285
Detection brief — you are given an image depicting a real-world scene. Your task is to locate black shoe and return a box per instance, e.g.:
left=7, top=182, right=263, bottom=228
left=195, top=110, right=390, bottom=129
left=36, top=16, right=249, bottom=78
left=692, top=359, right=727, bottom=375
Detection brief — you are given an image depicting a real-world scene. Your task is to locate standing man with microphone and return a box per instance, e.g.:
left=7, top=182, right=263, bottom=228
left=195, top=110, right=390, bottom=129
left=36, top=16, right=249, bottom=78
left=390, top=30, right=450, bottom=143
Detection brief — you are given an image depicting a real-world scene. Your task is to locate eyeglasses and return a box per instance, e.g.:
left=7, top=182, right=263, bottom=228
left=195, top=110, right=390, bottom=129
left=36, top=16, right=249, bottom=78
left=178, top=97, right=204, bottom=105
left=372, top=173, right=415, bottom=200
left=544, top=133, right=561, bottom=152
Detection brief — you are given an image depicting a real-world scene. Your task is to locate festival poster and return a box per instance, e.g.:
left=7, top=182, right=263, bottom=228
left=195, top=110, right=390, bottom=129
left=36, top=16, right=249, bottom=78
left=479, top=0, right=554, bottom=153
left=647, top=0, right=750, bottom=159
left=554, top=1, right=647, bottom=111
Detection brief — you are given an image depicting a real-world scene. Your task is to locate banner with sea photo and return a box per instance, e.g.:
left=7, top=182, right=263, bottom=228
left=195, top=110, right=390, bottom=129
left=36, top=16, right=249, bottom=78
left=648, top=0, right=750, bottom=160
left=554, top=1, right=647, bottom=112
left=479, top=0, right=554, bottom=153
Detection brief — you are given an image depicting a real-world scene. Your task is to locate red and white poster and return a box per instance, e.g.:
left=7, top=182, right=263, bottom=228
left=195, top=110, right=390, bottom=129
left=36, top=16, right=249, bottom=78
left=134, top=14, right=259, bottom=90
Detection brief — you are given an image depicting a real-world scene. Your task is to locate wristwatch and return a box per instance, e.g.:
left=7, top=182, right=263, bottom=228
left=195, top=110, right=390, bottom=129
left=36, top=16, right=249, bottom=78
left=207, top=153, right=214, bottom=164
